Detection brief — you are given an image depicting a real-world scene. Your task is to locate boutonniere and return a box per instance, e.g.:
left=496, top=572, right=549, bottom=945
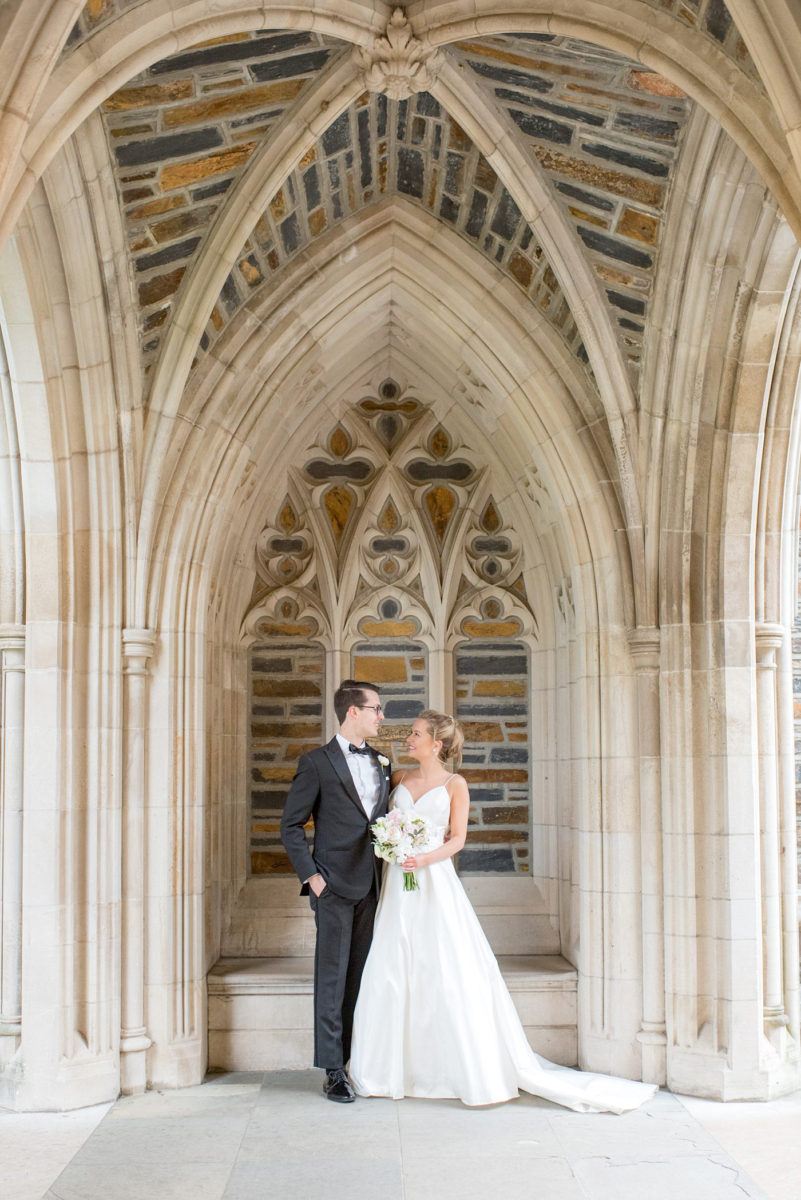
left=378, top=754, right=390, bottom=769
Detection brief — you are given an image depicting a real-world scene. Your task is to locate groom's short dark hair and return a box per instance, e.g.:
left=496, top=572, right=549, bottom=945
left=334, top=679, right=380, bottom=724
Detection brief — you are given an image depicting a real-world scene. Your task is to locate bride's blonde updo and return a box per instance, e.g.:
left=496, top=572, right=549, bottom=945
left=418, top=709, right=464, bottom=766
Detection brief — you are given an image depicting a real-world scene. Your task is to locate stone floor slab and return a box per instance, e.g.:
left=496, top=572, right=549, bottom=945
left=44, top=1161, right=233, bottom=1200
left=18, top=1072, right=800, bottom=1200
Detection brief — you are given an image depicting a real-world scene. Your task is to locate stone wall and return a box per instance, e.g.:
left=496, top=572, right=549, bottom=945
left=248, top=640, right=324, bottom=874
left=455, top=639, right=531, bottom=873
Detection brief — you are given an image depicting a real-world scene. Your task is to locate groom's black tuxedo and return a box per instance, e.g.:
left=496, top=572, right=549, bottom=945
left=280, top=737, right=391, bottom=1068
left=281, top=738, right=390, bottom=899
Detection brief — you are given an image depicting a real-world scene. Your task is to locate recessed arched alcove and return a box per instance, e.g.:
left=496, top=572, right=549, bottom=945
left=130, top=194, right=650, bottom=1081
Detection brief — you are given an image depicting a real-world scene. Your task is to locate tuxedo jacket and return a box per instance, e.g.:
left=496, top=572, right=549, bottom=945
left=280, top=737, right=391, bottom=900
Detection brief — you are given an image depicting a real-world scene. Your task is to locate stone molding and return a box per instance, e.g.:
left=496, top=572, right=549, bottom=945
left=356, top=8, right=443, bottom=101
left=121, top=627, right=157, bottom=673
left=628, top=626, right=660, bottom=671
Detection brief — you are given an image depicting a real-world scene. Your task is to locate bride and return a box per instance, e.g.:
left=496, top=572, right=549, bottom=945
left=348, top=709, right=657, bottom=1113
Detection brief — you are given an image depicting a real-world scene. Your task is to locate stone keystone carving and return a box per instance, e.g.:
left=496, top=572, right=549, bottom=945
left=358, top=8, right=443, bottom=100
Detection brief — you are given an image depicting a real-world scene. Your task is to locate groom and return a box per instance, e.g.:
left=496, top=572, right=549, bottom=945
left=280, top=679, right=390, bottom=1102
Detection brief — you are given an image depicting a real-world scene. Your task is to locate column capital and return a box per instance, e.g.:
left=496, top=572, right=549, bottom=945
left=122, top=628, right=157, bottom=674
left=628, top=626, right=660, bottom=670
left=755, top=621, right=784, bottom=649
left=755, top=622, right=784, bottom=667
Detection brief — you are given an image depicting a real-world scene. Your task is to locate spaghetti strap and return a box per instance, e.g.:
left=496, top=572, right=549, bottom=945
left=445, top=773, right=456, bottom=784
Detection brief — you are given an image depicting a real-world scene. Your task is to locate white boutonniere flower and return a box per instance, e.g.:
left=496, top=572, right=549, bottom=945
left=378, top=754, right=390, bottom=768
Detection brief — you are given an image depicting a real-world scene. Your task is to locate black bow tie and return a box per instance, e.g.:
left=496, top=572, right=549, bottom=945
left=348, top=743, right=370, bottom=756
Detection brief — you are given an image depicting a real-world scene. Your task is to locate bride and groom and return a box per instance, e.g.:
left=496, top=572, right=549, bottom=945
left=280, top=679, right=656, bottom=1112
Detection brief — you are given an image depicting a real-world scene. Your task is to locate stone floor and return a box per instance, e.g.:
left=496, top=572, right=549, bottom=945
left=2, top=1071, right=799, bottom=1200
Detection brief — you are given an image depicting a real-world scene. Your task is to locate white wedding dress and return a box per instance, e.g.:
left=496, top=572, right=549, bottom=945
left=349, top=781, right=657, bottom=1112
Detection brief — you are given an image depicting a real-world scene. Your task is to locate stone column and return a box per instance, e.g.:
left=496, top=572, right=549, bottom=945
left=754, top=623, right=789, bottom=1040
left=776, top=625, right=800, bottom=1045
left=0, top=624, right=24, bottom=1063
left=428, top=646, right=450, bottom=712
left=629, top=627, right=667, bottom=1084
left=120, top=627, right=157, bottom=1093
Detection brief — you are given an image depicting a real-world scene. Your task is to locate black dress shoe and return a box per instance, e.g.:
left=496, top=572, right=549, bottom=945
left=323, top=1068, right=355, bottom=1103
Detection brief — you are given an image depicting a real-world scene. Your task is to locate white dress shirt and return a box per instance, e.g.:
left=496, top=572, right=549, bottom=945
left=336, top=733, right=381, bottom=818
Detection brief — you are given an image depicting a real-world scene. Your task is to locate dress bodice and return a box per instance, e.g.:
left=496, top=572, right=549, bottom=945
left=391, top=781, right=450, bottom=850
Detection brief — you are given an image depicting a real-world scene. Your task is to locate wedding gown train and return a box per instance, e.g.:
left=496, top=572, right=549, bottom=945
left=348, top=782, right=657, bottom=1113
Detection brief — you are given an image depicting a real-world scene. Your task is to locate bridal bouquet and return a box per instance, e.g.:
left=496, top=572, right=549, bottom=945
left=370, top=809, right=432, bottom=892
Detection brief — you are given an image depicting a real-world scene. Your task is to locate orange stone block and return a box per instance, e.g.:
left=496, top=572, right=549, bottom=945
left=455, top=40, right=594, bottom=80
left=138, top=267, right=185, bottom=307
left=358, top=619, right=418, bottom=638
left=251, top=850, right=294, bottom=875
left=352, top=656, right=408, bottom=682
left=532, top=145, right=663, bottom=208
left=239, top=256, right=263, bottom=287
left=627, top=70, right=687, bottom=99
left=594, top=263, right=637, bottom=287
left=159, top=142, right=256, bottom=191
left=285, top=742, right=324, bottom=757
left=308, top=208, right=328, bottom=236
left=257, top=620, right=317, bottom=637
left=461, top=618, right=522, bottom=637
left=460, top=769, right=529, bottom=783
left=617, top=207, right=659, bottom=245
left=251, top=725, right=319, bottom=743
left=474, top=681, right=526, bottom=697
left=568, top=206, right=607, bottom=228
left=270, top=188, right=287, bottom=220
left=465, top=829, right=528, bottom=843
left=508, top=251, right=533, bottom=289
left=252, top=679, right=322, bottom=698
left=458, top=721, right=504, bottom=741
left=105, top=80, right=194, bottom=111
left=163, top=79, right=303, bottom=127
left=127, top=195, right=186, bottom=221
left=249, top=766, right=297, bottom=781
left=151, top=207, right=212, bottom=244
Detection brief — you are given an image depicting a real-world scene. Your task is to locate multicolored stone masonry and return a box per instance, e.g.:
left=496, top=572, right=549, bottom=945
left=351, top=615, right=428, bottom=768
left=452, top=33, right=692, bottom=385
left=455, top=639, right=531, bottom=875
left=74, top=8, right=756, bottom=392
left=99, top=30, right=345, bottom=375
left=249, top=640, right=325, bottom=876
left=198, top=89, right=588, bottom=376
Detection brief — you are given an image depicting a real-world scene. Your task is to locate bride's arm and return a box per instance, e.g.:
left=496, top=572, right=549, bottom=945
left=402, top=777, right=469, bottom=868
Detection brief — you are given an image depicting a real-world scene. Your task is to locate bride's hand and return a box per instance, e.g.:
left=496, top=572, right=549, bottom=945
left=401, top=854, right=428, bottom=870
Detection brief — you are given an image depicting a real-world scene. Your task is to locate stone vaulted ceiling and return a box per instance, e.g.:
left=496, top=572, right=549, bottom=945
left=59, top=2, right=760, bottom=400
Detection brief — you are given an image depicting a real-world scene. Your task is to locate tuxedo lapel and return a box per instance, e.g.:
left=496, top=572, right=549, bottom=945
left=324, top=738, right=366, bottom=816
left=369, top=748, right=391, bottom=819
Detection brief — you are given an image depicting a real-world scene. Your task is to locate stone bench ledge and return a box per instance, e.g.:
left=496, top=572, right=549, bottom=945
left=208, top=954, right=578, bottom=996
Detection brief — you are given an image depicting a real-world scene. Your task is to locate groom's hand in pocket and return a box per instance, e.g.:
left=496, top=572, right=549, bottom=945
left=308, top=873, right=327, bottom=897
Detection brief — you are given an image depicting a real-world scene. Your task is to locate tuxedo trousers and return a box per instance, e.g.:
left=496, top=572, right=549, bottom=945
left=310, top=883, right=378, bottom=1069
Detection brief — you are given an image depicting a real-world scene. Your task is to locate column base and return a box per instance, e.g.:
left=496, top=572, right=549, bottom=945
left=667, top=1046, right=801, bottom=1100
left=120, top=1030, right=152, bottom=1095
left=637, top=1026, right=667, bottom=1085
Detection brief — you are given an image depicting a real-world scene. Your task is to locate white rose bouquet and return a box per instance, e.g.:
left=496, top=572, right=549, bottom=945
left=370, top=809, right=433, bottom=892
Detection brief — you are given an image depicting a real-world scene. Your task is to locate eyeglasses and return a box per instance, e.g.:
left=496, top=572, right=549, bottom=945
left=356, top=704, right=383, bottom=715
